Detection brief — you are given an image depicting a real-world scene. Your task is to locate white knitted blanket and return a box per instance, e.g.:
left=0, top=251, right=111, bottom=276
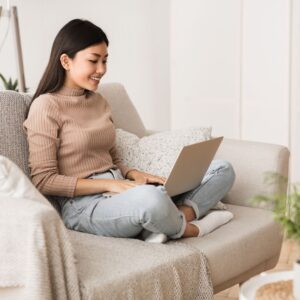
left=0, top=155, right=81, bottom=299
left=71, top=231, right=214, bottom=300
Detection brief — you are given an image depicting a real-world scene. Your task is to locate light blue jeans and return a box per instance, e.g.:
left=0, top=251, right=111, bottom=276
left=58, top=160, right=235, bottom=240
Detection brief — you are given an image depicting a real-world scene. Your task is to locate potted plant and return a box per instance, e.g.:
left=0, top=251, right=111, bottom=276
left=0, top=73, right=19, bottom=91
left=252, top=172, right=300, bottom=299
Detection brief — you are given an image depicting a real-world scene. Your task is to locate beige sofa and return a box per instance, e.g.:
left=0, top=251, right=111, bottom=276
left=0, top=83, right=289, bottom=299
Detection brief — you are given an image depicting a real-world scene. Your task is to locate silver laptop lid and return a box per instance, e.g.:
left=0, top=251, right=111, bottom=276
left=164, top=137, right=223, bottom=197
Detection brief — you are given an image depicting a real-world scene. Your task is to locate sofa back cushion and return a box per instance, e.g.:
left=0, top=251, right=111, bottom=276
left=99, top=83, right=146, bottom=137
left=0, top=91, right=32, bottom=177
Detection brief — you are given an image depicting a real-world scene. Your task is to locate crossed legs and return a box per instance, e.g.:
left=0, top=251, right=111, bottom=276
left=177, top=205, right=199, bottom=237
left=174, top=160, right=236, bottom=238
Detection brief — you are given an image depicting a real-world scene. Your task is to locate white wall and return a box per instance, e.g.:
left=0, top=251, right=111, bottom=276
left=241, top=0, right=290, bottom=147
left=170, top=0, right=241, bottom=138
left=171, top=0, right=291, bottom=145
left=0, top=0, right=170, bottom=130
left=171, top=0, right=300, bottom=182
left=291, top=0, right=300, bottom=183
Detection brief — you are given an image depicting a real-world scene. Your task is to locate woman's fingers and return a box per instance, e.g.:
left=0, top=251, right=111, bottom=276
left=111, top=180, right=140, bottom=193
left=146, top=176, right=166, bottom=185
left=110, top=176, right=168, bottom=195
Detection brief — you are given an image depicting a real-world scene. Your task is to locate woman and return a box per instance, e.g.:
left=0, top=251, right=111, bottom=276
left=23, top=19, right=235, bottom=243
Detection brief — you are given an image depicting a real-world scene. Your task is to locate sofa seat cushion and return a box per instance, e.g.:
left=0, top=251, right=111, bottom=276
left=68, top=231, right=213, bottom=300
left=172, top=204, right=282, bottom=287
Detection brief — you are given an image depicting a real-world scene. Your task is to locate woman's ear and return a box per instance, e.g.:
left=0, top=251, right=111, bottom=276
left=60, top=54, right=70, bottom=71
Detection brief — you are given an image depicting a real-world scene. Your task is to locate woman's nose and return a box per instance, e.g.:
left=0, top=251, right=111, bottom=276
left=97, top=63, right=106, bottom=75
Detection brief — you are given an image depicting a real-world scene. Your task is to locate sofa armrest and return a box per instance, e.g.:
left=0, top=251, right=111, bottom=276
left=215, top=138, right=290, bottom=209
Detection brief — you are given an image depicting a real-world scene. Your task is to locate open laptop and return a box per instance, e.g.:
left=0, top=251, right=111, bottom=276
left=160, top=136, right=223, bottom=197
left=104, top=136, right=223, bottom=197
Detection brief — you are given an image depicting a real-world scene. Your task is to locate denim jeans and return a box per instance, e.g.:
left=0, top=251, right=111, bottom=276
left=58, top=160, right=235, bottom=239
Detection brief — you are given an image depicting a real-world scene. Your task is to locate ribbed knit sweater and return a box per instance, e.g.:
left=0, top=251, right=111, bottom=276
left=23, top=86, right=132, bottom=197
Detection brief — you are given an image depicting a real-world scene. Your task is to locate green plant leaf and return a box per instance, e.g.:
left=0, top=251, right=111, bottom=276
left=12, top=79, right=18, bottom=90
left=0, top=73, right=20, bottom=91
left=0, top=73, right=9, bottom=89
left=251, top=173, right=300, bottom=246
left=8, top=77, right=12, bottom=88
left=0, top=74, right=19, bottom=91
left=0, top=73, right=7, bottom=85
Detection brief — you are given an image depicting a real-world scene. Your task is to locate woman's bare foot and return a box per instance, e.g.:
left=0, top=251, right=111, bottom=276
left=177, top=205, right=200, bottom=237
left=182, top=223, right=200, bottom=237
left=177, top=205, right=197, bottom=222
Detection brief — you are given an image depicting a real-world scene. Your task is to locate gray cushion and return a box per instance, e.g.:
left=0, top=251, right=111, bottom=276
left=0, top=91, right=32, bottom=177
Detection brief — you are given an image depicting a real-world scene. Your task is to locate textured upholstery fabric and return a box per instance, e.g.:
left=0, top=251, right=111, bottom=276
left=0, top=91, right=32, bottom=177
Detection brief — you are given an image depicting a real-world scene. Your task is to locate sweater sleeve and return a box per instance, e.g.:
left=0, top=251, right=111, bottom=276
left=23, top=96, right=78, bottom=197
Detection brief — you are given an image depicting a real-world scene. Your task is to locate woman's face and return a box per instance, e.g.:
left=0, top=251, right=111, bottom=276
left=62, top=42, right=108, bottom=91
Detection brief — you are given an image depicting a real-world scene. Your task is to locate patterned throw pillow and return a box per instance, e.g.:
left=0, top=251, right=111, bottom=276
left=115, top=127, right=212, bottom=178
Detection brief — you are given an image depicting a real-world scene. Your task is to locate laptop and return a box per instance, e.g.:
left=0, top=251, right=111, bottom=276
left=159, top=136, right=223, bottom=197
left=104, top=136, right=223, bottom=197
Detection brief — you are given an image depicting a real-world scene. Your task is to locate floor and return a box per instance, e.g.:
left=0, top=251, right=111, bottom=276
left=214, top=239, right=299, bottom=299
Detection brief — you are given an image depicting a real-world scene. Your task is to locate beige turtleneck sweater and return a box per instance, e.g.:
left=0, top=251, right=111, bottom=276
left=23, top=86, right=132, bottom=197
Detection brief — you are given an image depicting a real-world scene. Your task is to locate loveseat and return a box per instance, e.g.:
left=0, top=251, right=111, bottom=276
left=0, top=83, right=289, bottom=299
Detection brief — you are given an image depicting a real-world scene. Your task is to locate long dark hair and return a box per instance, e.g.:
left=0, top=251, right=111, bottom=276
left=32, top=19, right=109, bottom=102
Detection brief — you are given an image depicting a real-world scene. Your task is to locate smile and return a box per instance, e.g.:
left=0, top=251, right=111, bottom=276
left=90, top=76, right=100, bottom=81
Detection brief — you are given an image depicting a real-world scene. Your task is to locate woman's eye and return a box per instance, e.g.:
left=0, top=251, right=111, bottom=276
left=103, top=60, right=107, bottom=64
left=89, top=60, right=97, bottom=64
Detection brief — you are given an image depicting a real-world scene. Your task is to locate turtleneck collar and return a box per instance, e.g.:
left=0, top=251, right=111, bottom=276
left=56, top=85, right=86, bottom=97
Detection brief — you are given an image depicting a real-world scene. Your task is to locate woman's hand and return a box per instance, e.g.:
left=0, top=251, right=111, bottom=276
left=126, top=169, right=166, bottom=185
left=103, top=170, right=167, bottom=195
left=105, top=179, right=143, bottom=194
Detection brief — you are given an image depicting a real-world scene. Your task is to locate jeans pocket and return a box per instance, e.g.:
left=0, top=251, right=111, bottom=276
left=68, top=197, right=89, bottom=214
left=70, top=193, right=106, bottom=214
left=63, top=197, right=100, bottom=233
left=61, top=200, right=80, bottom=230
